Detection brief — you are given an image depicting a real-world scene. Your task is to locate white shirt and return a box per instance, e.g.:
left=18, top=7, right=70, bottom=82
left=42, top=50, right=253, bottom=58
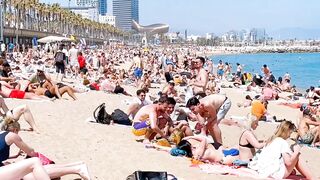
left=68, top=47, right=78, bottom=62
left=249, top=137, right=292, bottom=179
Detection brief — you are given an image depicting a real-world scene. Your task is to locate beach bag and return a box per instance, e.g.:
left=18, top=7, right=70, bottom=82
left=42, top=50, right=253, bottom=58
left=111, top=109, right=132, bottom=126
left=126, top=171, right=169, bottom=180
left=55, top=51, right=65, bottom=63
left=93, top=103, right=112, bottom=124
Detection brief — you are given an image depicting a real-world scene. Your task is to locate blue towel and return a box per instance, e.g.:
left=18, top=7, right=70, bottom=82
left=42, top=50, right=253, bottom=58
left=222, top=148, right=239, bottom=157
left=170, top=148, right=187, bottom=156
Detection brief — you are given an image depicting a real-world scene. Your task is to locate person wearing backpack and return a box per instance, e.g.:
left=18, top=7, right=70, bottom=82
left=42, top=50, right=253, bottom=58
left=54, top=45, right=66, bottom=82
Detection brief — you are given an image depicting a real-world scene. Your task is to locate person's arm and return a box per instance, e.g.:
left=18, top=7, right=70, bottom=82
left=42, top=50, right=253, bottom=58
left=6, top=133, right=36, bottom=157
left=163, top=115, right=173, bottom=136
left=245, top=131, right=266, bottom=149
left=0, top=76, right=15, bottom=82
left=282, top=144, right=301, bottom=166
left=0, top=81, right=14, bottom=89
left=183, top=136, right=207, bottom=159
left=149, top=110, right=166, bottom=138
left=305, top=118, right=320, bottom=126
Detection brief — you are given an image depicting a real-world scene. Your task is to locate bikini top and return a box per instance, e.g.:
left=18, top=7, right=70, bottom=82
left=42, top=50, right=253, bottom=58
left=0, top=131, right=10, bottom=166
left=239, top=130, right=255, bottom=149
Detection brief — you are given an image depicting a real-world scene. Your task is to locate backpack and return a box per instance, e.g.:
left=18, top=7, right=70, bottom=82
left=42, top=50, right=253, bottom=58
left=55, top=51, right=65, bottom=63
left=93, top=103, right=112, bottom=124
left=111, top=109, right=132, bottom=126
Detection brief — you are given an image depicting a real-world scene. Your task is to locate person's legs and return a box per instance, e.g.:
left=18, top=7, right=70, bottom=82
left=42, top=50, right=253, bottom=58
left=0, top=157, right=50, bottom=180
left=44, top=162, right=90, bottom=180
left=7, top=104, right=39, bottom=133
left=285, top=156, right=314, bottom=179
left=58, top=86, right=77, bottom=100
left=0, top=96, right=9, bottom=115
left=312, top=126, right=320, bottom=146
left=208, top=120, right=223, bottom=144
left=24, top=92, right=50, bottom=100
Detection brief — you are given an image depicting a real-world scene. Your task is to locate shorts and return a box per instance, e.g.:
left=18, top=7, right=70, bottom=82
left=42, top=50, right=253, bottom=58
left=218, top=69, right=224, bottom=76
left=134, top=68, right=143, bottom=79
left=80, top=67, right=88, bottom=74
left=44, top=90, right=55, bottom=98
left=69, top=60, right=79, bottom=67
left=301, top=132, right=314, bottom=144
left=56, top=63, right=65, bottom=74
left=132, top=121, right=150, bottom=136
left=114, top=85, right=124, bottom=94
left=217, top=98, right=231, bottom=122
left=9, top=90, right=25, bottom=99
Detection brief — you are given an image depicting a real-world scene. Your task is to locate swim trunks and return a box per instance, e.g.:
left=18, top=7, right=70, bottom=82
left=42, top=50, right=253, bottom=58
left=133, top=68, right=143, bottom=79
left=132, top=121, right=150, bottom=136
left=217, top=97, right=232, bottom=122
left=44, top=90, right=55, bottom=98
left=217, top=69, right=224, bottom=76
left=113, top=85, right=124, bottom=94
left=300, top=132, right=314, bottom=144
left=9, top=90, right=25, bottom=99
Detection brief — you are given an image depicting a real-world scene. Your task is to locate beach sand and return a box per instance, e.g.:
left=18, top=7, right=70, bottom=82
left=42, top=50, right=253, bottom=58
left=6, top=87, right=320, bottom=180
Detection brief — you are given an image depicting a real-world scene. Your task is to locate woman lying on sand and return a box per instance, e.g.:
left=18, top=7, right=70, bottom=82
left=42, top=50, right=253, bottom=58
left=0, top=117, right=90, bottom=180
left=156, top=135, right=239, bottom=165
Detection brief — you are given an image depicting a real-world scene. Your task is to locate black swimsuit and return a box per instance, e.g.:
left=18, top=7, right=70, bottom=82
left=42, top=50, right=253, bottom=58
left=0, top=132, right=10, bottom=166
left=239, top=130, right=255, bottom=149
left=210, top=142, right=222, bottom=150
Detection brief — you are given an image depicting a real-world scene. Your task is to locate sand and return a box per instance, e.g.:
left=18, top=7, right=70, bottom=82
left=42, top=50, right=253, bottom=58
left=5, top=86, right=320, bottom=180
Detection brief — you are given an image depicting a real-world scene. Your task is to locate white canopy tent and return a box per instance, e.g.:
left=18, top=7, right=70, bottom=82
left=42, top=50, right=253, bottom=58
left=37, top=36, right=72, bottom=43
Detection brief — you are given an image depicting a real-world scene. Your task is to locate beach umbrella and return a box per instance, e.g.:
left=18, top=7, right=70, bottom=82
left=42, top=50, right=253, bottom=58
left=37, top=36, right=72, bottom=43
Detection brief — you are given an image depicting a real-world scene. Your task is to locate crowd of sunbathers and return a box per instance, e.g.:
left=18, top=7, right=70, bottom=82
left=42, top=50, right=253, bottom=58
left=0, top=42, right=319, bottom=179
left=124, top=48, right=319, bottom=179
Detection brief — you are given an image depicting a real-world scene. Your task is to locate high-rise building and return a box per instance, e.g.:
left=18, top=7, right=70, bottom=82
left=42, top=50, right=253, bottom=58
left=99, top=0, right=107, bottom=15
left=113, top=0, right=139, bottom=31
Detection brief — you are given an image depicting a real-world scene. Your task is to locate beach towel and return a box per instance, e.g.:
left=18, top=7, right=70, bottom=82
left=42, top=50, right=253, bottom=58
left=197, top=163, right=305, bottom=180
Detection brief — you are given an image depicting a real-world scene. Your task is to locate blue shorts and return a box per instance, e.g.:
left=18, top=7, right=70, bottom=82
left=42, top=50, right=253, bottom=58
left=134, top=68, right=143, bottom=78
left=218, top=69, right=224, bottom=76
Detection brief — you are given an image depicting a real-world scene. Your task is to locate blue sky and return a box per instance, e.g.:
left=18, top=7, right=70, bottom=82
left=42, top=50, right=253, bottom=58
left=40, top=0, right=320, bottom=36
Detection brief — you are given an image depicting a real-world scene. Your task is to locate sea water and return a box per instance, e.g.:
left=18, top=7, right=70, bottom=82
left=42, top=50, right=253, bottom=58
left=211, top=52, right=320, bottom=90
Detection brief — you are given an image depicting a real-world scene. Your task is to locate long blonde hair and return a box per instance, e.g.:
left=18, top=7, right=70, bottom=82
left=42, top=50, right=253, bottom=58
left=2, top=117, right=20, bottom=132
left=266, top=120, right=296, bottom=145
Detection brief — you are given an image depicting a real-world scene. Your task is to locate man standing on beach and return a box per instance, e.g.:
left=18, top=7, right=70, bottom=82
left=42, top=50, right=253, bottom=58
left=68, top=43, right=79, bottom=78
left=131, top=97, right=171, bottom=143
left=186, top=94, right=232, bottom=145
left=189, top=56, right=208, bottom=97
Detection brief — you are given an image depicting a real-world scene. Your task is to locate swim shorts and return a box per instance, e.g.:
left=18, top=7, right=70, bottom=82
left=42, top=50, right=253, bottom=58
left=132, top=121, right=150, bottom=136
left=301, top=132, right=314, bottom=144
left=9, top=90, right=25, bottom=99
left=218, top=69, right=224, bottom=76
left=133, top=68, right=143, bottom=79
left=217, top=98, right=232, bottom=122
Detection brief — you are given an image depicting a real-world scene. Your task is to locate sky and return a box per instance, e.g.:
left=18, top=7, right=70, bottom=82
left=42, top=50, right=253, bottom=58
left=40, top=0, right=320, bottom=37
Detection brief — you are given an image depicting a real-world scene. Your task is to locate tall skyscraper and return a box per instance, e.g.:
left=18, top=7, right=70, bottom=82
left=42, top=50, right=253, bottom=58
left=99, top=0, right=107, bottom=15
left=113, top=0, right=139, bottom=31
